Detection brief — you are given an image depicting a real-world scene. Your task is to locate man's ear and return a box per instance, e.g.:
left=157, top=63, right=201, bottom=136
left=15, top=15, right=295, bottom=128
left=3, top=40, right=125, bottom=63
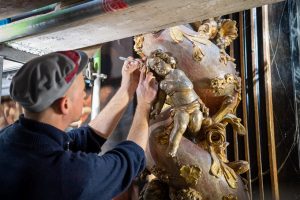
left=56, top=96, right=70, bottom=115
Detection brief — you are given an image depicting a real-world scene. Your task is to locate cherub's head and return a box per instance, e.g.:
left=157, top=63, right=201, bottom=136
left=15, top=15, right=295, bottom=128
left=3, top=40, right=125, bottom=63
left=146, top=49, right=176, bottom=76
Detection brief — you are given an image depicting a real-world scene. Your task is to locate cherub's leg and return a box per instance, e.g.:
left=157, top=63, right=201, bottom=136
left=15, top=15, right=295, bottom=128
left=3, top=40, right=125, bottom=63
left=188, top=109, right=203, bottom=135
left=168, top=111, right=189, bottom=157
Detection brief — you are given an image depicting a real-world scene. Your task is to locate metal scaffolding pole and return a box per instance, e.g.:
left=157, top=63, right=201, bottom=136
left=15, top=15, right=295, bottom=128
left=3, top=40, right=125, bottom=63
left=0, top=0, right=149, bottom=43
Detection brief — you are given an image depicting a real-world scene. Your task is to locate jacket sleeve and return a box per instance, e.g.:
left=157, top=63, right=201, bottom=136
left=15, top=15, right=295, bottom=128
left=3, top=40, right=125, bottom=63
left=67, top=126, right=106, bottom=153
left=60, top=141, right=146, bottom=200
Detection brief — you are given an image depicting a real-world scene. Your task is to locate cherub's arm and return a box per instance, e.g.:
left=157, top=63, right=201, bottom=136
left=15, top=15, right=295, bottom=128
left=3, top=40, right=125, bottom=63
left=150, top=88, right=167, bottom=119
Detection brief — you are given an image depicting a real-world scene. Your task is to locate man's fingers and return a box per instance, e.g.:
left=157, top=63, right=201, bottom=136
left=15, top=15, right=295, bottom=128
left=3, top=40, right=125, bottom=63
left=124, top=58, right=143, bottom=72
left=124, top=56, right=134, bottom=65
left=132, top=59, right=143, bottom=70
left=125, top=62, right=139, bottom=71
left=139, top=66, right=146, bottom=83
left=150, top=79, right=159, bottom=91
left=145, top=72, right=156, bottom=86
left=150, top=78, right=157, bottom=88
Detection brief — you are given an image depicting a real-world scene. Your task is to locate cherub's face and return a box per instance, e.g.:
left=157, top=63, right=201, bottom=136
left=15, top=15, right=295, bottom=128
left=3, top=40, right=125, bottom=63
left=146, top=57, right=172, bottom=76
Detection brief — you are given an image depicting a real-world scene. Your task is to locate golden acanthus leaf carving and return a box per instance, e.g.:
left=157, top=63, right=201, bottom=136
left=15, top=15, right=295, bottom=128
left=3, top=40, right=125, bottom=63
left=155, top=123, right=173, bottom=145
left=184, top=33, right=210, bottom=45
left=140, top=179, right=170, bottom=200
left=169, top=26, right=210, bottom=63
left=170, top=26, right=210, bottom=45
left=134, top=35, right=145, bottom=57
left=217, top=19, right=238, bottom=48
left=198, top=18, right=218, bottom=39
left=150, top=166, right=170, bottom=184
left=222, top=114, right=246, bottom=135
left=204, top=122, right=228, bottom=163
left=227, top=160, right=250, bottom=175
left=170, top=26, right=184, bottom=43
left=173, top=187, right=203, bottom=200
left=216, top=19, right=238, bottom=65
left=155, top=130, right=169, bottom=145
left=192, top=44, right=204, bottom=62
left=210, top=74, right=240, bottom=96
left=209, top=145, right=238, bottom=189
left=222, top=194, right=238, bottom=200
left=179, top=165, right=202, bottom=185
left=220, top=49, right=236, bottom=65
left=203, top=116, right=249, bottom=189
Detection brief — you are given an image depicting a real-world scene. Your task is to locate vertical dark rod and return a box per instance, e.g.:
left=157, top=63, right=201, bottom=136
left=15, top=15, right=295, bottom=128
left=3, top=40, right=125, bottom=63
left=239, top=11, right=252, bottom=199
left=229, top=14, right=239, bottom=162
left=251, top=8, right=264, bottom=200
left=262, top=5, right=279, bottom=200
left=0, top=56, right=3, bottom=104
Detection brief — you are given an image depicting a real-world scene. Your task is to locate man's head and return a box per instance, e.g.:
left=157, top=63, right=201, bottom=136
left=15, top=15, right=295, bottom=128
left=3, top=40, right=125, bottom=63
left=10, top=50, right=88, bottom=118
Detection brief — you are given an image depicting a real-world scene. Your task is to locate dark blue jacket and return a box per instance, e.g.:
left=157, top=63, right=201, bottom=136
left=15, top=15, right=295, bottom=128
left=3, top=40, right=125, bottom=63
left=0, top=115, right=145, bottom=200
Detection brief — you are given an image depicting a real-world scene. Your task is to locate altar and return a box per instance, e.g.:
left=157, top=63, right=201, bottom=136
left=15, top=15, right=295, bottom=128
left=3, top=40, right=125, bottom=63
left=0, top=0, right=299, bottom=199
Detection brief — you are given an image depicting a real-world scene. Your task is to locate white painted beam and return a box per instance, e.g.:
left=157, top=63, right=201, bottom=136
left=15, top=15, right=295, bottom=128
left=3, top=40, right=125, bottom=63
left=7, top=0, right=284, bottom=54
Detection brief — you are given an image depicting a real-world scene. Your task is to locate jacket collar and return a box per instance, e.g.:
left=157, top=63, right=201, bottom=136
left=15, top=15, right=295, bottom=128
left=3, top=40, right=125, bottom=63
left=13, top=115, right=72, bottom=150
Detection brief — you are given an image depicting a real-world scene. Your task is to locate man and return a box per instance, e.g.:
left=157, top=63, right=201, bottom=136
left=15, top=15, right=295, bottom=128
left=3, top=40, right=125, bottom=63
left=0, top=50, right=158, bottom=200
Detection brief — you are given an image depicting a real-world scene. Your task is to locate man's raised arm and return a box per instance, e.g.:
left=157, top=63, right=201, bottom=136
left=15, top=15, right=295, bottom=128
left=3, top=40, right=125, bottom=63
left=88, top=57, right=144, bottom=139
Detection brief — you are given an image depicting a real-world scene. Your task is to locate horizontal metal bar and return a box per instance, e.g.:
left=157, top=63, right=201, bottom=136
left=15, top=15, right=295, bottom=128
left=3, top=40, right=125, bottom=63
left=0, top=0, right=149, bottom=43
left=10, top=4, right=57, bottom=22
left=0, top=45, right=38, bottom=63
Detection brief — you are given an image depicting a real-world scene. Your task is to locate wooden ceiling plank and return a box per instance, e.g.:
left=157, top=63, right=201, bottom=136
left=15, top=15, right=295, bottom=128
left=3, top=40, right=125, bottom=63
left=5, top=0, right=284, bottom=54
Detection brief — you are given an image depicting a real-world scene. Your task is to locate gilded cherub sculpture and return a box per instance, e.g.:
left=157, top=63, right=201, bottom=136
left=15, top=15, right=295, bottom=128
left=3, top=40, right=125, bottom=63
left=134, top=18, right=250, bottom=200
left=147, top=49, right=208, bottom=157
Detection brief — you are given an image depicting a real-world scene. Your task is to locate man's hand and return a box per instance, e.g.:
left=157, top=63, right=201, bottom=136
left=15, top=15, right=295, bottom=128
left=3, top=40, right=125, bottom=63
left=89, top=57, right=145, bottom=139
left=127, top=67, right=158, bottom=150
left=121, top=57, right=143, bottom=96
left=136, top=66, right=158, bottom=107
